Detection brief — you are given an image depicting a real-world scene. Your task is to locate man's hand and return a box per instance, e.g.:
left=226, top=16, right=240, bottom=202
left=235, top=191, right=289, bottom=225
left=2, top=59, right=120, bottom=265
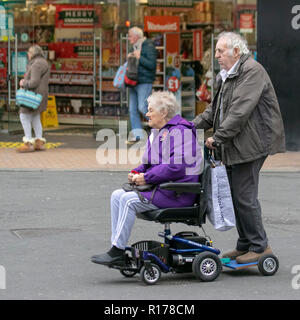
left=132, top=50, right=141, bottom=59
left=128, top=51, right=140, bottom=59
left=205, top=137, right=216, bottom=150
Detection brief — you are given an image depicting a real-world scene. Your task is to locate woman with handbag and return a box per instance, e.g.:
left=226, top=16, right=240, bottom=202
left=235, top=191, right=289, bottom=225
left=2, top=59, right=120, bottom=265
left=17, top=45, right=50, bottom=153
left=91, top=91, right=202, bottom=266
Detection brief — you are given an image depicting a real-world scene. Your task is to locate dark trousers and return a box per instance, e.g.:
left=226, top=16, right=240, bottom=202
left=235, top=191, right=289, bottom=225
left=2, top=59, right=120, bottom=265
left=226, top=156, right=268, bottom=253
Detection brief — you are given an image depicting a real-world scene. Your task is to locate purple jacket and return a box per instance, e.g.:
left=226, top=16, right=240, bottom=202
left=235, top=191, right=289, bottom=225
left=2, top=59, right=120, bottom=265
left=133, top=114, right=202, bottom=208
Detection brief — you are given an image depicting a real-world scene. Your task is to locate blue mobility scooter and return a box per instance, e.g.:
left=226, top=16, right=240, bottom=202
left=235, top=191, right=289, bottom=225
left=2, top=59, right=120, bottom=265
left=103, top=164, right=279, bottom=285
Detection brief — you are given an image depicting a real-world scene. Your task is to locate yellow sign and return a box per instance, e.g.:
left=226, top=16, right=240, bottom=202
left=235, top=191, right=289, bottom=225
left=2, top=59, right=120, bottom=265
left=41, top=96, right=59, bottom=128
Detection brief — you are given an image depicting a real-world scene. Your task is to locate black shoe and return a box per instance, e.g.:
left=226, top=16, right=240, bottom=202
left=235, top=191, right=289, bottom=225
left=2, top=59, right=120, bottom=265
left=91, top=246, right=125, bottom=266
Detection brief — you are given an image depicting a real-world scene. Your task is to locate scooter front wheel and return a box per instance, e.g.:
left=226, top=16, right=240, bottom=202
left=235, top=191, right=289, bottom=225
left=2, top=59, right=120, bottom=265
left=140, top=263, right=161, bottom=285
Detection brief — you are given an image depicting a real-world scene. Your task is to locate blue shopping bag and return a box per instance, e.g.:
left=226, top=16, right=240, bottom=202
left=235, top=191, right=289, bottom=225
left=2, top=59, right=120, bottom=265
left=113, top=62, right=127, bottom=89
left=16, top=89, right=43, bottom=110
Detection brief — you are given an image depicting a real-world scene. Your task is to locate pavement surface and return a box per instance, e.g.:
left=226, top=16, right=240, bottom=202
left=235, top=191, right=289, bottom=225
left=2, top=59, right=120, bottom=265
left=0, top=131, right=300, bottom=171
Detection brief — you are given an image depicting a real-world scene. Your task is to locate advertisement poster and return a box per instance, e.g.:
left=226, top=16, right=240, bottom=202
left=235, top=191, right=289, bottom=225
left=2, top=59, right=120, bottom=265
left=193, top=29, right=203, bottom=61
left=235, top=5, right=256, bottom=33
left=165, top=33, right=181, bottom=110
left=55, top=4, right=95, bottom=28
left=11, top=52, right=27, bottom=76
left=240, top=13, right=255, bottom=33
left=0, top=48, right=7, bottom=79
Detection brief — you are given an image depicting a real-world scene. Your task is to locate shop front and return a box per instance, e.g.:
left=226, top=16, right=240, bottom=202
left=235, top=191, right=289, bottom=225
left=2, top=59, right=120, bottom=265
left=0, top=0, right=257, bottom=134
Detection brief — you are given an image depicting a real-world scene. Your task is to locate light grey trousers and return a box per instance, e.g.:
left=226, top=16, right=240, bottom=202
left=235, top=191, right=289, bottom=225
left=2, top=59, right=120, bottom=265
left=110, top=189, right=158, bottom=250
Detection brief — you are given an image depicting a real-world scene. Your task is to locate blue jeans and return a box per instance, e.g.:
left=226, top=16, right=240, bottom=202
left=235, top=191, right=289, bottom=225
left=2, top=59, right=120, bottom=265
left=129, top=83, right=152, bottom=139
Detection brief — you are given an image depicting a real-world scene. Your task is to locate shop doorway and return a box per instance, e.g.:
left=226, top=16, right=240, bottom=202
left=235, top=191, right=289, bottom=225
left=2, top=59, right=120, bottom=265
left=0, top=2, right=38, bottom=135
left=0, top=32, right=25, bottom=134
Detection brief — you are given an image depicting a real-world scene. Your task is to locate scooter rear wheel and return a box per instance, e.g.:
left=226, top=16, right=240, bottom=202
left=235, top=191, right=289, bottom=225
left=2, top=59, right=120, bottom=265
left=192, top=252, right=222, bottom=282
left=258, top=254, right=279, bottom=276
left=120, top=269, right=138, bottom=278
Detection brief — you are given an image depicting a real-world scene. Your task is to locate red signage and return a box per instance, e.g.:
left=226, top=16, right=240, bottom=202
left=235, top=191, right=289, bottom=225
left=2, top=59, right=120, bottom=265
left=240, top=13, right=254, bottom=33
left=167, top=76, right=180, bottom=92
left=144, top=16, right=180, bottom=33
left=193, top=30, right=203, bottom=61
left=0, top=48, right=7, bottom=80
left=55, top=5, right=95, bottom=28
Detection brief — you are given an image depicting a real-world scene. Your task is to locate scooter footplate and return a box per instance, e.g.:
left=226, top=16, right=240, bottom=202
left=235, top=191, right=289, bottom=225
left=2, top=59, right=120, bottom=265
left=223, top=259, right=258, bottom=270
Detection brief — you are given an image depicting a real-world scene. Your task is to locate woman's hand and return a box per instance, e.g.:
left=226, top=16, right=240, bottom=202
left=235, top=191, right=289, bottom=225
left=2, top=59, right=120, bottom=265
left=132, top=173, right=146, bottom=186
left=128, top=172, right=134, bottom=183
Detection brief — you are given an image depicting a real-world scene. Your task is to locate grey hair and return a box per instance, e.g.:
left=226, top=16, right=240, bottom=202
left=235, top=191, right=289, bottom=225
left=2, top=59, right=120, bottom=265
left=147, top=91, right=179, bottom=120
left=129, top=26, right=144, bottom=39
left=218, top=32, right=250, bottom=56
left=28, top=45, right=44, bottom=59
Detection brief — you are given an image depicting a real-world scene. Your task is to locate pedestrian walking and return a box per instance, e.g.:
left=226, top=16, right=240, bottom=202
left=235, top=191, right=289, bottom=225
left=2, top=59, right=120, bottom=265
left=193, top=31, right=285, bottom=264
left=17, top=44, right=50, bottom=152
left=126, top=27, right=157, bottom=144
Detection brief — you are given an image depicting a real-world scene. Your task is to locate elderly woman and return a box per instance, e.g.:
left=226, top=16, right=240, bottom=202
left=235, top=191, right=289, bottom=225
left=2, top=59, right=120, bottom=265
left=91, top=91, right=202, bottom=265
left=17, top=45, right=50, bottom=152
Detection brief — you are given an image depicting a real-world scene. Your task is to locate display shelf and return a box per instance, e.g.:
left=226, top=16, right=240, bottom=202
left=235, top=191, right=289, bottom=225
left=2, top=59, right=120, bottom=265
left=181, top=76, right=194, bottom=82
left=49, top=93, right=93, bottom=98
left=49, top=81, right=93, bottom=85
left=181, top=91, right=194, bottom=97
left=181, top=61, right=195, bottom=120
left=153, top=42, right=166, bottom=90
left=51, top=70, right=93, bottom=75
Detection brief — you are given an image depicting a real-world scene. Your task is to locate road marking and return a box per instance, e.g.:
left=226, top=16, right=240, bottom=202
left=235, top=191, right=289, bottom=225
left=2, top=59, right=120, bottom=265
left=0, top=142, right=63, bottom=149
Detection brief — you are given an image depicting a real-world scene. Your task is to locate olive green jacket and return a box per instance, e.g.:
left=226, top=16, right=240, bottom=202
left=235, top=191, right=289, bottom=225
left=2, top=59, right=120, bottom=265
left=193, top=54, right=285, bottom=165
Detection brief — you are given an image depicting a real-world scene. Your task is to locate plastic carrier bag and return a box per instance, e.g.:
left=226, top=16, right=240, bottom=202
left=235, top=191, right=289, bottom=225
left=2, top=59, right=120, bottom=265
left=207, top=157, right=236, bottom=231
left=113, top=62, right=127, bottom=89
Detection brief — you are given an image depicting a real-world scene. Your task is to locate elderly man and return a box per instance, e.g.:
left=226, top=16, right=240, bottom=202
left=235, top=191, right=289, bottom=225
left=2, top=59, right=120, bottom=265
left=126, top=27, right=157, bottom=144
left=193, top=32, right=285, bottom=264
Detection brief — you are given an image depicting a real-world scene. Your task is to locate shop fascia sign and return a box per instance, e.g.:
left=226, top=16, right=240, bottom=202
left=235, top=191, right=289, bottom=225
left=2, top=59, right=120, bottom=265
left=148, top=0, right=193, bottom=7
left=144, top=16, right=180, bottom=33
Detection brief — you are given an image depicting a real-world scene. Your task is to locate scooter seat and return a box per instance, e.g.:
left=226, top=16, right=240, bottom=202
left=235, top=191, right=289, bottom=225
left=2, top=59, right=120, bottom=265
left=137, top=205, right=201, bottom=226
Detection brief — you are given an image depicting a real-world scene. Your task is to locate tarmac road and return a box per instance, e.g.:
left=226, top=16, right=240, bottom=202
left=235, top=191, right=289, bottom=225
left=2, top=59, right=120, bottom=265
left=0, top=170, right=300, bottom=300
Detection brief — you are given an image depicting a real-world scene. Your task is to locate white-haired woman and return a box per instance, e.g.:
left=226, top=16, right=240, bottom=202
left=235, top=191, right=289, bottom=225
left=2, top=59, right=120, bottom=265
left=126, top=26, right=157, bottom=144
left=17, top=44, right=50, bottom=152
left=91, top=91, right=201, bottom=265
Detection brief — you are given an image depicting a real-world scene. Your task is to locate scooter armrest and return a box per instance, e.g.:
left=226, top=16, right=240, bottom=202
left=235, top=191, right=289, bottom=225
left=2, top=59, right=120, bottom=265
left=159, top=182, right=202, bottom=194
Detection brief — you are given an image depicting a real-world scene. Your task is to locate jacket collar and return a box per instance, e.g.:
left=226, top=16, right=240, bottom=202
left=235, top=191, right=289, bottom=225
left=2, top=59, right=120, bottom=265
left=216, top=53, right=251, bottom=84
